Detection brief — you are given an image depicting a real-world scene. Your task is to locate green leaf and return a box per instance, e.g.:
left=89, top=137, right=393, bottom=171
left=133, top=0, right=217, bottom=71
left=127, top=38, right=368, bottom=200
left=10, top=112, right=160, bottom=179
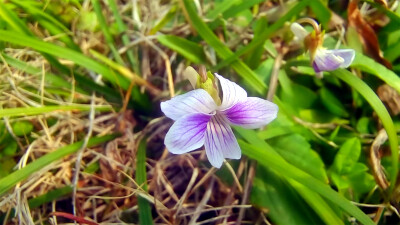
left=136, top=138, right=153, bottom=225
left=0, top=134, right=117, bottom=196
left=251, top=166, right=324, bottom=225
left=157, top=35, right=206, bottom=63
left=238, top=138, right=374, bottom=225
left=351, top=53, right=400, bottom=94
left=216, top=0, right=309, bottom=69
left=0, top=30, right=131, bottom=90
left=12, top=121, right=34, bottom=136
left=308, top=0, right=331, bottom=28
left=0, top=105, right=111, bottom=118
left=320, top=87, right=349, bottom=117
left=268, top=133, right=328, bottom=182
left=331, top=69, right=398, bottom=193
left=207, top=0, right=241, bottom=20
left=29, top=186, right=73, bottom=209
left=278, top=70, right=317, bottom=109
left=332, top=137, right=361, bottom=174
left=92, top=0, right=124, bottom=65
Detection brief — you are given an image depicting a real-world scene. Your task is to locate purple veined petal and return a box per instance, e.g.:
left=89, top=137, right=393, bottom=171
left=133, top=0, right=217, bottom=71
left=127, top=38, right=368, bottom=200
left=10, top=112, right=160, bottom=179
left=222, top=97, right=278, bottom=129
left=290, top=22, right=309, bottom=42
left=164, top=113, right=211, bottom=154
left=204, top=114, right=241, bottom=168
left=161, top=89, right=217, bottom=121
left=214, top=74, right=247, bottom=110
left=325, top=49, right=355, bottom=68
left=313, top=48, right=355, bottom=73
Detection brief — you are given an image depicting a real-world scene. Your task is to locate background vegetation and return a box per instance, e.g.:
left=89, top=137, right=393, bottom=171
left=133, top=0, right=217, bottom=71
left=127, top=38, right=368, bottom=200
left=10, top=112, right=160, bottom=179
left=0, top=0, right=399, bottom=224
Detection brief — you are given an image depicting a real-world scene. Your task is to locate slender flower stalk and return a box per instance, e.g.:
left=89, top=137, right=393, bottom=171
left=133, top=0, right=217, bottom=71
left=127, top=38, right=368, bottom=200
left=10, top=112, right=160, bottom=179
left=291, top=19, right=355, bottom=77
left=161, top=73, right=278, bottom=168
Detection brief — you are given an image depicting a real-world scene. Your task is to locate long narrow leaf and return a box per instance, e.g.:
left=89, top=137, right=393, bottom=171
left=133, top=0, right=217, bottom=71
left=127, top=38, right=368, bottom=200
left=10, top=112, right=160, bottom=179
left=0, top=30, right=131, bottom=90
left=0, top=135, right=117, bottom=196
left=331, top=69, right=398, bottom=193
left=181, top=0, right=267, bottom=94
left=136, top=138, right=153, bottom=225
left=0, top=105, right=112, bottom=117
left=238, top=140, right=374, bottom=225
left=215, top=0, right=309, bottom=69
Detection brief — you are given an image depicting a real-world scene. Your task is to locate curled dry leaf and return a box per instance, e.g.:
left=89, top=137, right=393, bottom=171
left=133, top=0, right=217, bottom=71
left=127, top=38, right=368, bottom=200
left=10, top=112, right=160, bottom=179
left=347, top=0, right=392, bottom=69
left=369, top=129, right=389, bottom=190
left=377, top=84, right=400, bottom=116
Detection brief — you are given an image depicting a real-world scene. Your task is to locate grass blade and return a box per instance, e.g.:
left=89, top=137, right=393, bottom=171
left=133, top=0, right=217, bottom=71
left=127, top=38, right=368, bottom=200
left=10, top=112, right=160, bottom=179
left=0, top=134, right=117, bottom=196
left=92, top=0, right=125, bottom=65
left=331, top=69, right=398, bottom=194
left=215, top=0, right=309, bottom=69
left=108, top=0, right=138, bottom=70
left=136, top=138, right=153, bottom=225
left=181, top=0, right=267, bottom=94
left=0, top=30, right=131, bottom=90
left=0, top=105, right=112, bottom=117
left=157, top=35, right=206, bottom=63
left=238, top=139, right=374, bottom=225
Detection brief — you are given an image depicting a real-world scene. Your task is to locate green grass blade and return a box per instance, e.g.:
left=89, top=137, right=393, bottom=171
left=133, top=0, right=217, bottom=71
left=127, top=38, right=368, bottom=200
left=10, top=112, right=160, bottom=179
left=238, top=140, right=374, bottom=225
left=181, top=0, right=267, bottom=94
left=351, top=53, right=400, bottom=93
left=331, top=69, right=398, bottom=194
left=136, top=139, right=153, bottom=225
left=206, top=0, right=241, bottom=20
left=10, top=0, right=80, bottom=51
left=107, top=0, right=138, bottom=69
left=29, top=186, right=73, bottom=209
left=0, top=3, right=31, bottom=35
left=2, top=53, right=121, bottom=103
left=289, top=180, right=344, bottom=225
left=0, top=30, right=131, bottom=90
left=0, top=53, right=75, bottom=90
left=215, top=0, right=309, bottom=70
left=0, top=105, right=112, bottom=117
left=149, top=5, right=177, bottom=35
left=92, top=0, right=125, bottom=65
left=0, top=3, right=68, bottom=73
left=157, top=35, right=206, bottom=63
left=0, top=134, right=117, bottom=196
left=222, top=0, right=265, bottom=19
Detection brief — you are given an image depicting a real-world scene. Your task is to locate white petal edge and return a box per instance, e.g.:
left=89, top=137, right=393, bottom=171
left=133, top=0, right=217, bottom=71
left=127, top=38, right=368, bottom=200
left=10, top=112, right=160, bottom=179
left=164, top=113, right=211, bottom=154
left=290, top=22, right=309, bottom=42
left=222, top=97, right=278, bottom=129
left=204, top=114, right=241, bottom=168
left=161, top=89, right=217, bottom=121
left=215, top=74, right=247, bottom=110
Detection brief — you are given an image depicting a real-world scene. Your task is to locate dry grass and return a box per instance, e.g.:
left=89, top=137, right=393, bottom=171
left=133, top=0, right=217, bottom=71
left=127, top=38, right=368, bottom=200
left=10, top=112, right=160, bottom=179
left=0, top=0, right=269, bottom=224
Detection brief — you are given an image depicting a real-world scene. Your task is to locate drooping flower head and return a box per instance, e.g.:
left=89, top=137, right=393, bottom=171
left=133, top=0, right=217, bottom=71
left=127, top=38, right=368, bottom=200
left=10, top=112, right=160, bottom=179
left=290, top=18, right=355, bottom=77
left=161, top=69, right=278, bottom=168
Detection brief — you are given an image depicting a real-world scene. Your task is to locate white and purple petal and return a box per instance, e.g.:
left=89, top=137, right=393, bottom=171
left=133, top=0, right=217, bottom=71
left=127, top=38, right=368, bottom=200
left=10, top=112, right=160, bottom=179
left=215, top=74, right=247, bottom=110
left=313, top=49, right=355, bottom=73
left=161, top=89, right=217, bottom=121
left=222, top=97, right=278, bottom=129
left=164, top=113, right=211, bottom=154
left=204, top=114, right=241, bottom=168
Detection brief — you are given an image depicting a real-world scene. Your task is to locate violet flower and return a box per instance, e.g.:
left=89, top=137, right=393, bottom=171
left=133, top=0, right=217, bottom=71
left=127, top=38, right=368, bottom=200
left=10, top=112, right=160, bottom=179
left=161, top=74, right=278, bottom=168
left=290, top=21, right=355, bottom=76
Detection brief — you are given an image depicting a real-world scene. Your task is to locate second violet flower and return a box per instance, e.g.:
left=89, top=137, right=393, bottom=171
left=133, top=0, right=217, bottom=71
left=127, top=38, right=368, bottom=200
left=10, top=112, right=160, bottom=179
left=161, top=73, right=278, bottom=168
left=290, top=19, right=355, bottom=77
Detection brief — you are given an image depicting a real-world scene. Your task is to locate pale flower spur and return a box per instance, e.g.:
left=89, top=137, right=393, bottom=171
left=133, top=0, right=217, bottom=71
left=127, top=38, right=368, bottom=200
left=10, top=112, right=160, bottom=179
left=290, top=19, right=355, bottom=77
left=161, top=73, right=278, bottom=168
